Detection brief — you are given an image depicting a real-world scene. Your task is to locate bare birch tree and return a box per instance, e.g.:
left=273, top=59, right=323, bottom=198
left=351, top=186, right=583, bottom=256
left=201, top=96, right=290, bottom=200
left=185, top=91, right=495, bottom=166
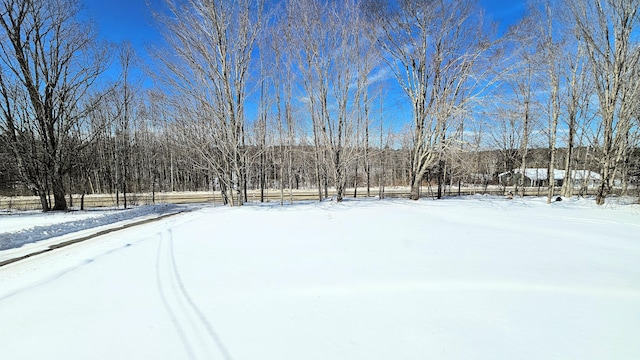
left=533, top=1, right=564, bottom=203
left=570, top=0, right=640, bottom=204
left=266, top=19, right=300, bottom=204
left=503, top=12, right=545, bottom=196
left=560, top=35, right=592, bottom=197
left=542, top=2, right=561, bottom=202
left=154, top=0, right=265, bottom=206
left=531, top=0, right=595, bottom=199
left=286, top=0, right=372, bottom=202
left=364, top=0, right=496, bottom=200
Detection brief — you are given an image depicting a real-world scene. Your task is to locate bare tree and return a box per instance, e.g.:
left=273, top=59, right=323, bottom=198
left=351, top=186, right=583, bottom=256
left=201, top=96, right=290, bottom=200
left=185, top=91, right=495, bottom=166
left=154, top=0, right=265, bottom=206
left=560, top=36, right=592, bottom=197
left=365, top=0, right=496, bottom=200
left=285, top=0, right=373, bottom=202
left=489, top=105, right=523, bottom=178
left=530, top=0, right=595, bottom=199
left=539, top=1, right=563, bottom=203
left=570, top=0, right=640, bottom=204
left=114, top=42, right=138, bottom=209
left=502, top=12, right=545, bottom=196
left=0, top=0, right=110, bottom=211
left=265, top=19, right=300, bottom=205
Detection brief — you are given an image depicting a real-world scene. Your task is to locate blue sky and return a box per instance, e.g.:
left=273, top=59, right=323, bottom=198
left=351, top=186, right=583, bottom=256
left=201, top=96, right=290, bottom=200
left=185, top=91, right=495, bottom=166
left=83, top=0, right=163, bottom=49
left=82, top=0, right=527, bottom=128
left=481, top=0, right=528, bottom=29
left=83, top=0, right=526, bottom=65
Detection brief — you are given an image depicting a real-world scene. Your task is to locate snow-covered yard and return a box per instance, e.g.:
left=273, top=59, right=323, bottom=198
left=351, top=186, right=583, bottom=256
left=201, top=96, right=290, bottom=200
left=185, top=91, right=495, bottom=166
left=0, top=196, right=639, bottom=359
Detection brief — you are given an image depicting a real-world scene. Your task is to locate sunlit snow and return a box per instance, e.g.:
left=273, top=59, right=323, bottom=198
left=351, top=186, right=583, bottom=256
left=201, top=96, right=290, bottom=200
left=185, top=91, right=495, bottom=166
left=0, top=196, right=639, bottom=359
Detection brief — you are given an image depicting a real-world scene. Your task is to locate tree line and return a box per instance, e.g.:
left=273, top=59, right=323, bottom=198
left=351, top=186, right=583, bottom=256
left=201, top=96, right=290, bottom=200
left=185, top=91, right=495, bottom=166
left=0, top=0, right=638, bottom=210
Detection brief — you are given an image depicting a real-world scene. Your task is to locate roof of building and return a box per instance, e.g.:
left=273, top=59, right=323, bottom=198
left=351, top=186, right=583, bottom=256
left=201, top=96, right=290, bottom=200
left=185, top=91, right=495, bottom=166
left=498, top=168, right=601, bottom=181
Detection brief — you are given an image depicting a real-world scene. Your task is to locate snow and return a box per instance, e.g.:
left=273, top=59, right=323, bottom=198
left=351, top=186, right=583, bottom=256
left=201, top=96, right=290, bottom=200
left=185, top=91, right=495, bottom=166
left=0, top=210, right=107, bottom=233
left=0, top=204, right=191, bottom=262
left=0, top=196, right=639, bottom=359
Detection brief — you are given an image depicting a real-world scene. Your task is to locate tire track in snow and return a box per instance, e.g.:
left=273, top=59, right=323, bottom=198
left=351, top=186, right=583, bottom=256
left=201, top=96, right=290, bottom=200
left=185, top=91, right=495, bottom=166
left=156, top=229, right=233, bottom=360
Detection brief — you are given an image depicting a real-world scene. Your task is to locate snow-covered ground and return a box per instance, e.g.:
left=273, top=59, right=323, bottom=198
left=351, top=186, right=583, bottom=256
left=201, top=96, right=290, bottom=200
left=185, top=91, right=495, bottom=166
left=0, top=204, right=190, bottom=262
left=0, top=196, right=639, bottom=359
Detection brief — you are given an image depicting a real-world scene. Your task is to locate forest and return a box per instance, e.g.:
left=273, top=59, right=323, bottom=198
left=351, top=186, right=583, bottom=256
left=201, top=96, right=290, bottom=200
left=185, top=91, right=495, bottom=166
left=0, top=0, right=639, bottom=210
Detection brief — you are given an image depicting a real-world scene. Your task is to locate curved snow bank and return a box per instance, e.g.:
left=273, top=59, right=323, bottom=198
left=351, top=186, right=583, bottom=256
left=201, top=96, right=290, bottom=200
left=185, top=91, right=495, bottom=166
left=0, top=204, right=189, bottom=252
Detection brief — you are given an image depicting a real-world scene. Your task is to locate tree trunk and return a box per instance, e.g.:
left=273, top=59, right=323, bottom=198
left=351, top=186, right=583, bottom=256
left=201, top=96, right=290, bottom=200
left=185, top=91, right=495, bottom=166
left=409, top=168, right=422, bottom=200
left=547, top=107, right=558, bottom=203
left=561, top=123, right=575, bottom=197
left=595, top=181, right=608, bottom=205
left=314, top=152, right=323, bottom=201
left=51, top=174, right=67, bottom=211
left=336, top=181, right=345, bottom=202
left=519, top=101, right=530, bottom=197
left=123, top=168, right=127, bottom=209
left=353, top=160, right=358, bottom=198
left=437, top=159, right=445, bottom=199
left=38, top=191, right=50, bottom=212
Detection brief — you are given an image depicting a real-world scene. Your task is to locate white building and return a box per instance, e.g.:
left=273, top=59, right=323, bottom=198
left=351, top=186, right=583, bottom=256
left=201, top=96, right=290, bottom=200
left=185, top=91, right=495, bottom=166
left=498, top=168, right=601, bottom=187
